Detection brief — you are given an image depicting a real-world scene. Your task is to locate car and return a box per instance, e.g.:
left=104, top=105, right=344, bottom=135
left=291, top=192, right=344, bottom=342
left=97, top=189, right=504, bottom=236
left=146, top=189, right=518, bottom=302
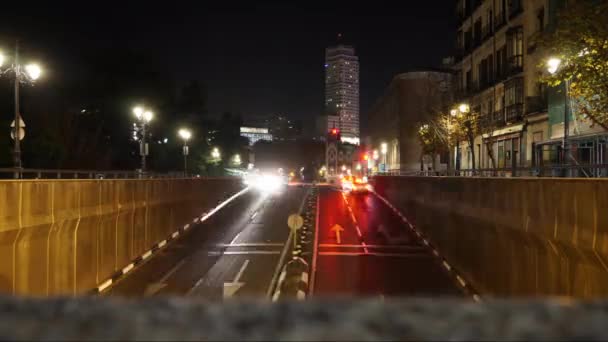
left=341, top=175, right=371, bottom=193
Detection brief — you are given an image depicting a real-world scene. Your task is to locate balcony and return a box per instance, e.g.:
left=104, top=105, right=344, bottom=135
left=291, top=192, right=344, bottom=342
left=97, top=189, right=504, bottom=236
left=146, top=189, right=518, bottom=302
left=526, top=96, right=548, bottom=115
left=505, top=104, right=524, bottom=123
left=507, top=56, right=524, bottom=77
left=493, top=109, right=506, bottom=127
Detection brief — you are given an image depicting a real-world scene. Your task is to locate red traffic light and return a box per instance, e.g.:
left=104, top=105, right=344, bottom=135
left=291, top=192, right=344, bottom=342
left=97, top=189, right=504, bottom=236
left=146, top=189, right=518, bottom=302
left=331, top=128, right=339, bottom=135
left=362, top=153, right=369, bottom=161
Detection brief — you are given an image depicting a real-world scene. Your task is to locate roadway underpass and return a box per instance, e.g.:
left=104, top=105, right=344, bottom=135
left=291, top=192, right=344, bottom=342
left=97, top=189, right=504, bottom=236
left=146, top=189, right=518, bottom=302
left=312, top=187, right=464, bottom=298
left=107, top=185, right=311, bottom=300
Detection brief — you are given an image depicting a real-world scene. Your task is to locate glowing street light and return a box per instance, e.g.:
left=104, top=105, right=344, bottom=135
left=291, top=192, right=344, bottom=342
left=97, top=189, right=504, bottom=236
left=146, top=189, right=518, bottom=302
left=458, top=103, right=470, bottom=114
left=25, top=63, right=41, bottom=80
left=373, top=149, right=379, bottom=161
left=211, top=147, right=221, bottom=160
left=547, top=57, right=562, bottom=75
left=132, top=105, right=154, bottom=173
left=178, top=128, right=192, bottom=177
left=232, top=154, right=242, bottom=166
left=0, top=42, right=44, bottom=176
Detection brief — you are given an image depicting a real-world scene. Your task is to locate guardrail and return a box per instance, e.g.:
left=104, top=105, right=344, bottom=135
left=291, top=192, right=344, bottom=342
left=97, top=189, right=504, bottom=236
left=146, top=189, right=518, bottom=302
left=379, top=164, right=608, bottom=178
left=0, top=168, right=182, bottom=179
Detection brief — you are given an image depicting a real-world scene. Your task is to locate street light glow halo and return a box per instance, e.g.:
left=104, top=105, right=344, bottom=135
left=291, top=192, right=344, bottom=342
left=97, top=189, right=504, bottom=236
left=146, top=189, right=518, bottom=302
left=25, top=63, right=42, bottom=80
left=547, top=57, right=562, bottom=75
left=178, top=128, right=192, bottom=141
left=458, top=103, right=470, bottom=113
left=133, top=106, right=144, bottom=119
left=0, top=52, right=4, bottom=67
left=143, top=111, right=153, bottom=123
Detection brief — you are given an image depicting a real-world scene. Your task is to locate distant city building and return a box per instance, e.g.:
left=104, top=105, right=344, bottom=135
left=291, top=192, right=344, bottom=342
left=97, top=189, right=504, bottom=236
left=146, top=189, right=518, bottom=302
left=240, top=127, right=273, bottom=146
left=324, top=44, right=360, bottom=145
left=245, top=114, right=302, bottom=142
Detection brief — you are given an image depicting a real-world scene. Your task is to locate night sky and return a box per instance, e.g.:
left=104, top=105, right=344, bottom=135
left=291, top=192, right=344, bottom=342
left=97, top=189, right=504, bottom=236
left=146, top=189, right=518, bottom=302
left=0, top=1, right=455, bottom=133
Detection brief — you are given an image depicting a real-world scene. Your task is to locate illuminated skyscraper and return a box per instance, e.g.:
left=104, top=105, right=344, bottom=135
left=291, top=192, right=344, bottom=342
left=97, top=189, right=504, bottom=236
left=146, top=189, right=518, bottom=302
left=324, top=45, right=360, bottom=145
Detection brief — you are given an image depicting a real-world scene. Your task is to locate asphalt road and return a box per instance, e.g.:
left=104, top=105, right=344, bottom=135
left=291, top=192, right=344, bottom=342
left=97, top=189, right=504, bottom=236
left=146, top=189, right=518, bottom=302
left=312, top=187, right=463, bottom=298
left=107, top=185, right=310, bottom=300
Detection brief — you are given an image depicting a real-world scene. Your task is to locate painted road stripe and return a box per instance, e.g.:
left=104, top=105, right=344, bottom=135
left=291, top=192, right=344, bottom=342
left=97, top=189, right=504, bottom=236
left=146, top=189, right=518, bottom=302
left=319, top=244, right=425, bottom=250
left=172, top=231, right=180, bottom=239
left=158, top=240, right=167, bottom=248
left=456, top=275, right=467, bottom=288
left=97, top=279, right=113, bottom=292
left=318, top=252, right=433, bottom=258
left=122, top=263, right=135, bottom=275
left=473, top=294, right=482, bottom=302
left=142, top=250, right=153, bottom=260
left=208, top=251, right=281, bottom=256
left=217, top=243, right=284, bottom=248
left=442, top=261, right=452, bottom=271
left=184, top=224, right=190, bottom=230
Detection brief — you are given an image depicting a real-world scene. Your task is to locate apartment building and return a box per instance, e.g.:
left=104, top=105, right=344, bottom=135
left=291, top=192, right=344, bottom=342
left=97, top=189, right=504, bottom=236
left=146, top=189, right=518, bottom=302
left=454, top=0, right=550, bottom=170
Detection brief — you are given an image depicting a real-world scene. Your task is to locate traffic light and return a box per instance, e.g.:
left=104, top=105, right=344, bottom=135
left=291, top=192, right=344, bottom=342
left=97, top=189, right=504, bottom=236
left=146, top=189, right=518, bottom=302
left=328, top=127, right=341, bottom=142
left=362, top=153, right=369, bottom=161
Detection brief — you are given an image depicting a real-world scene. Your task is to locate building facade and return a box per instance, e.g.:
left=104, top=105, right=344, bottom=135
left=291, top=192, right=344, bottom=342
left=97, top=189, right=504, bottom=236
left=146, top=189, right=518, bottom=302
left=454, top=0, right=607, bottom=175
left=325, top=45, right=360, bottom=145
left=367, top=71, right=453, bottom=172
left=454, top=0, right=552, bottom=171
left=240, top=127, right=273, bottom=146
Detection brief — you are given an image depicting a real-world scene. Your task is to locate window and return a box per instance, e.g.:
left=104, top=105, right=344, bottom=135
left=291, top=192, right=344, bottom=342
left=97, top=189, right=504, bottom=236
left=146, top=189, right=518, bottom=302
left=507, top=27, right=523, bottom=74
left=537, top=7, right=545, bottom=32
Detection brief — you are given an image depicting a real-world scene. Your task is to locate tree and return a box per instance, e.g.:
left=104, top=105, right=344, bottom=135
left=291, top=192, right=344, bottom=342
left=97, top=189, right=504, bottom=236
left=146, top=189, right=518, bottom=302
left=538, top=0, right=608, bottom=129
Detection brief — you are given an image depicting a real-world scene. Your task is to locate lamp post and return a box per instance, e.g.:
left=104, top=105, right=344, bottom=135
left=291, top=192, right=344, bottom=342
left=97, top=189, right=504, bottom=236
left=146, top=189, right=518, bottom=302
left=133, top=106, right=153, bottom=174
left=178, top=128, right=192, bottom=177
left=547, top=57, right=570, bottom=173
left=0, top=41, right=43, bottom=178
left=380, top=142, right=388, bottom=172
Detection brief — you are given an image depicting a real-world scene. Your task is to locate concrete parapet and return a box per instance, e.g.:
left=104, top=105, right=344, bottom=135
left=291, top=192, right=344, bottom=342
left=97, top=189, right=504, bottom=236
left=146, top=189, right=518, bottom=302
left=372, top=176, right=608, bottom=298
left=0, top=178, right=242, bottom=296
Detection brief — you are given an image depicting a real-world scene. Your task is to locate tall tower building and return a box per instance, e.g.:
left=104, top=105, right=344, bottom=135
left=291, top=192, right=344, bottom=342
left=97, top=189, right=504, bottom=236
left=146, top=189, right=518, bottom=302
left=324, top=44, right=360, bottom=145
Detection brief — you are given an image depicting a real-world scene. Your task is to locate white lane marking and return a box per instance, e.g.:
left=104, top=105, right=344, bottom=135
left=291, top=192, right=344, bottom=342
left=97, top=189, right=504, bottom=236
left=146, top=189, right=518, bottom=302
left=473, top=294, right=482, bottom=302
left=184, top=224, right=191, bottom=230
left=161, top=259, right=188, bottom=283
left=355, top=225, right=363, bottom=237
left=229, top=232, right=242, bottom=245
left=272, top=290, right=281, bottom=302
left=209, top=251, right=281, bottom=256
left=232, top=259, right=250, bottom=284
left=361, top=241, right=370, bottom=254
left=297, top=290, right=306, bottom=301
left=122, top=263, right=135, bottom=275
left=251, top=211, right=258, bottom=220
left=200, top=188, right=251, bottom=223
left=172, top=231, right=180, bottom=239
left=442, top=261, right=452, bottom=271
left=319, top=244, right=426, bottom=251
left=456, top=275, right=467, bottom=288
left=158, top=240, right=167, bottom=248
left=97, top=279, right=113, bottom=292
left=318, top=252, right=433, bottom=258
left=217, top=243, right=284, bottom=248
left=142, top=250, right=153, bottom=260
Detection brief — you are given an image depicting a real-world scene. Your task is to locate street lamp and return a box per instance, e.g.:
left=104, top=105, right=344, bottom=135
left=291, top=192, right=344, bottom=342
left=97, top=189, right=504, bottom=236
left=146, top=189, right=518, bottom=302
left=211, top=147, right=221, bottom=160
left=0, top=42, right=44, bottom=177
left=546, top=57, right=570, bottom=171
left=178, top=128, right=192, bottom=177
left=133, top=106, right=153, bottom=173
left=232, top=154, right=242, bottom=166
left=458, top=103, right=470, bottom=114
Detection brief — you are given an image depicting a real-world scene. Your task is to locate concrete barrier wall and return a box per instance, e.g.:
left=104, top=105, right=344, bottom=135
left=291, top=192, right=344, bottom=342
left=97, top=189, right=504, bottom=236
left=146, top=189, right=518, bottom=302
left=373, top=176, right=608, bottom=298
left=0, top=178, right=243, bottom=296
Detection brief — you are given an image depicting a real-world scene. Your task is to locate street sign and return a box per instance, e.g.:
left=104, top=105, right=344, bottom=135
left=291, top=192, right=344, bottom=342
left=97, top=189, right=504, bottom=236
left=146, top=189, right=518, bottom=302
left=287, top=214, right=304, bottom=231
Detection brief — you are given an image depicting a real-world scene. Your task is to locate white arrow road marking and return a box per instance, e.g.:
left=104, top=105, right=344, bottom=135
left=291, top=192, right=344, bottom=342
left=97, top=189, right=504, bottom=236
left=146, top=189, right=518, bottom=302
left=144, top=258, right=188, bottom=296
left=223, top=259, right=249, bottom=298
